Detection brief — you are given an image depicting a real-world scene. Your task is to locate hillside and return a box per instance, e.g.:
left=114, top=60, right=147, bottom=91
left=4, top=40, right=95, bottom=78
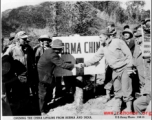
left=2, top=1, right=150, bottom=46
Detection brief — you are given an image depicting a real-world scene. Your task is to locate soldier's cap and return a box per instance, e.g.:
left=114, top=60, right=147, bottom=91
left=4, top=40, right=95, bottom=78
left=9, top=32, right=16, bottom=41
left=134, top=32, right=142, bottom=38
left=38, top=35, right=52, bottom=42
left=51, top=39, right=64, bottom=49
left=15, top=31, right=29, bottom=40
left=122, top=29, right=133, bottom=38
left=123, top=25, right=130, bottom=30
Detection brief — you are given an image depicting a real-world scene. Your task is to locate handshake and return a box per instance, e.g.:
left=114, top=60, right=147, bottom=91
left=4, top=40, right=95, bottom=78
left=74, top=63, right=85, bottom=68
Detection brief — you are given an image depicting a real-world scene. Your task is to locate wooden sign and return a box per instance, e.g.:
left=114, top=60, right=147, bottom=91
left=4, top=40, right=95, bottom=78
left=53, top=36, right=105, bottom=76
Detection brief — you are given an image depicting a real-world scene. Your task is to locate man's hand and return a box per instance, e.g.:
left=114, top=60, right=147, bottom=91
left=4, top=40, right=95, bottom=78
left=18, top=75, right=27, bottom=82
left=74, top=63, right=84, bottom=68
left=127, top=69, right=136, bottom=75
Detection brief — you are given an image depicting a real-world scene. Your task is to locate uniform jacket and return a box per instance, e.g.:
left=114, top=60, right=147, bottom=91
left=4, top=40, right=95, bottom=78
left=37, top=48, right=74, bottom=84
left=84, top=38, right=133, bottom=71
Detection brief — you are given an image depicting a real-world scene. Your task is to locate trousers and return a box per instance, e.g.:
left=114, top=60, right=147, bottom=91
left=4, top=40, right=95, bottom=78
left=38, top=81, right=55, bottom=113
left=133, top=94, right=151, bottom=114
left=113, top=68, right=133, bottom=102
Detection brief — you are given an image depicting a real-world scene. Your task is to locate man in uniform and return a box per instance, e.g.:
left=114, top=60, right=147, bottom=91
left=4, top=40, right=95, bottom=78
left=37, top=39, right=78, bottom=114
left=2, top=33, right=16, bottom=55
left=78, top=30, right=135, bottom=112
left=133, top=18, right=151, bottom=114
left=102, top=29, right=117, bottom=103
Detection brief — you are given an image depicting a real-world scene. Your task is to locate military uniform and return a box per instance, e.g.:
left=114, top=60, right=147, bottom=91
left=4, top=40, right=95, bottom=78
left=83, top=37, right=133, bottom=103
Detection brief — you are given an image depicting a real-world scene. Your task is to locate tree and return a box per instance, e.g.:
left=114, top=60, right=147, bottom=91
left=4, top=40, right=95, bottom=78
left=126, top=1, right=145, bottom=23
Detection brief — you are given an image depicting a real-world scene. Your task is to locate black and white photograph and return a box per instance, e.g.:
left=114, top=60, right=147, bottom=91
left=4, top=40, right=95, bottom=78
left=1, top=0, right=151, bottom=119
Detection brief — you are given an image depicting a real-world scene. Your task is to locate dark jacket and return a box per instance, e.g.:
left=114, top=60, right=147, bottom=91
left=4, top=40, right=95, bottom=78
left=37, top=48, right=74, bottom=84
left=125, top=39, right=135, bottom=55
left=35, top=46, right=44, bottom=64
left=128, top=39, right=135, bottom=55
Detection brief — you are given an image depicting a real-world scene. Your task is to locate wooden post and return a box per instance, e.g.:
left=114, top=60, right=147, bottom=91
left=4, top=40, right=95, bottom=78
left=94, top=74, right=97, bottom=98
left=74, top=76, right=83, bottom=113
left=74, top=58, right=84, bottom=113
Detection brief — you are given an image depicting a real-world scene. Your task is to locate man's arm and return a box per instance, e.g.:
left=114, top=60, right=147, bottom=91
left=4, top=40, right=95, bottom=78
left=3, top=44, right=15, bottom=56
left=83, top=46, right=104, bottom=67
left=119, top=40, right=133, bottom=69
left=35, top=48, right=41, bottom=64
left=51, top=53, right=74, bottom=70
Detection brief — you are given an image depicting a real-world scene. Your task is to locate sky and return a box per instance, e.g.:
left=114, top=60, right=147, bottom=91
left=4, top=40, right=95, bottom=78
left=1, top=0, right=151, bottom=12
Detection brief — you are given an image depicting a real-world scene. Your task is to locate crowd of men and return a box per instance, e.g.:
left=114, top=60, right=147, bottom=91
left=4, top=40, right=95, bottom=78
left=2, top=18, right=151, bottom=116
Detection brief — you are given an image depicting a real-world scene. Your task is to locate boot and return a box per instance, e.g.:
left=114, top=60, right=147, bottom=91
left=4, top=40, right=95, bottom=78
left=102, top=90, right=111, bottom=103
left=112, top=98, right=122, bottom=114
left=122, top=101, right=132, bottom=112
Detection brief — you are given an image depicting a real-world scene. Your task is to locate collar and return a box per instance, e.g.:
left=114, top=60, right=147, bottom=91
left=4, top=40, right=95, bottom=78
left=106, top=39, right=112, bottom=46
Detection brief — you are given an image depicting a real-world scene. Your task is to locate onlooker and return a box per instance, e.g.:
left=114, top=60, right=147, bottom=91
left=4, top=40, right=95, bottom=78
left=133, top=79, right=151, bottom=114
left=133, top=18, right=151, bottom=115
left=4, top=31, right=36, bottom=97
left=122, top=29, right=135, bottom=55
left=35, top=35, right=52, bottom=64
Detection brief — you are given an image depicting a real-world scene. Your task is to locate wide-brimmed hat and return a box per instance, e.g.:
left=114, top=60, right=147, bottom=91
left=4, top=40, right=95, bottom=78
left=122, top=29, right=133, bottom=38
left=51, top=39, right=64, bottom=49
left=9, top=32, right=16, bottom=41
left=38, top=35, right=52, bottom=42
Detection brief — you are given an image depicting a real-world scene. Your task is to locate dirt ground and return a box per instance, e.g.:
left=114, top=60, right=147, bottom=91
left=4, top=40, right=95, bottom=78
left=47, top=95, right=118, bottom=116
left=46, top=73, right=116, bottom=116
